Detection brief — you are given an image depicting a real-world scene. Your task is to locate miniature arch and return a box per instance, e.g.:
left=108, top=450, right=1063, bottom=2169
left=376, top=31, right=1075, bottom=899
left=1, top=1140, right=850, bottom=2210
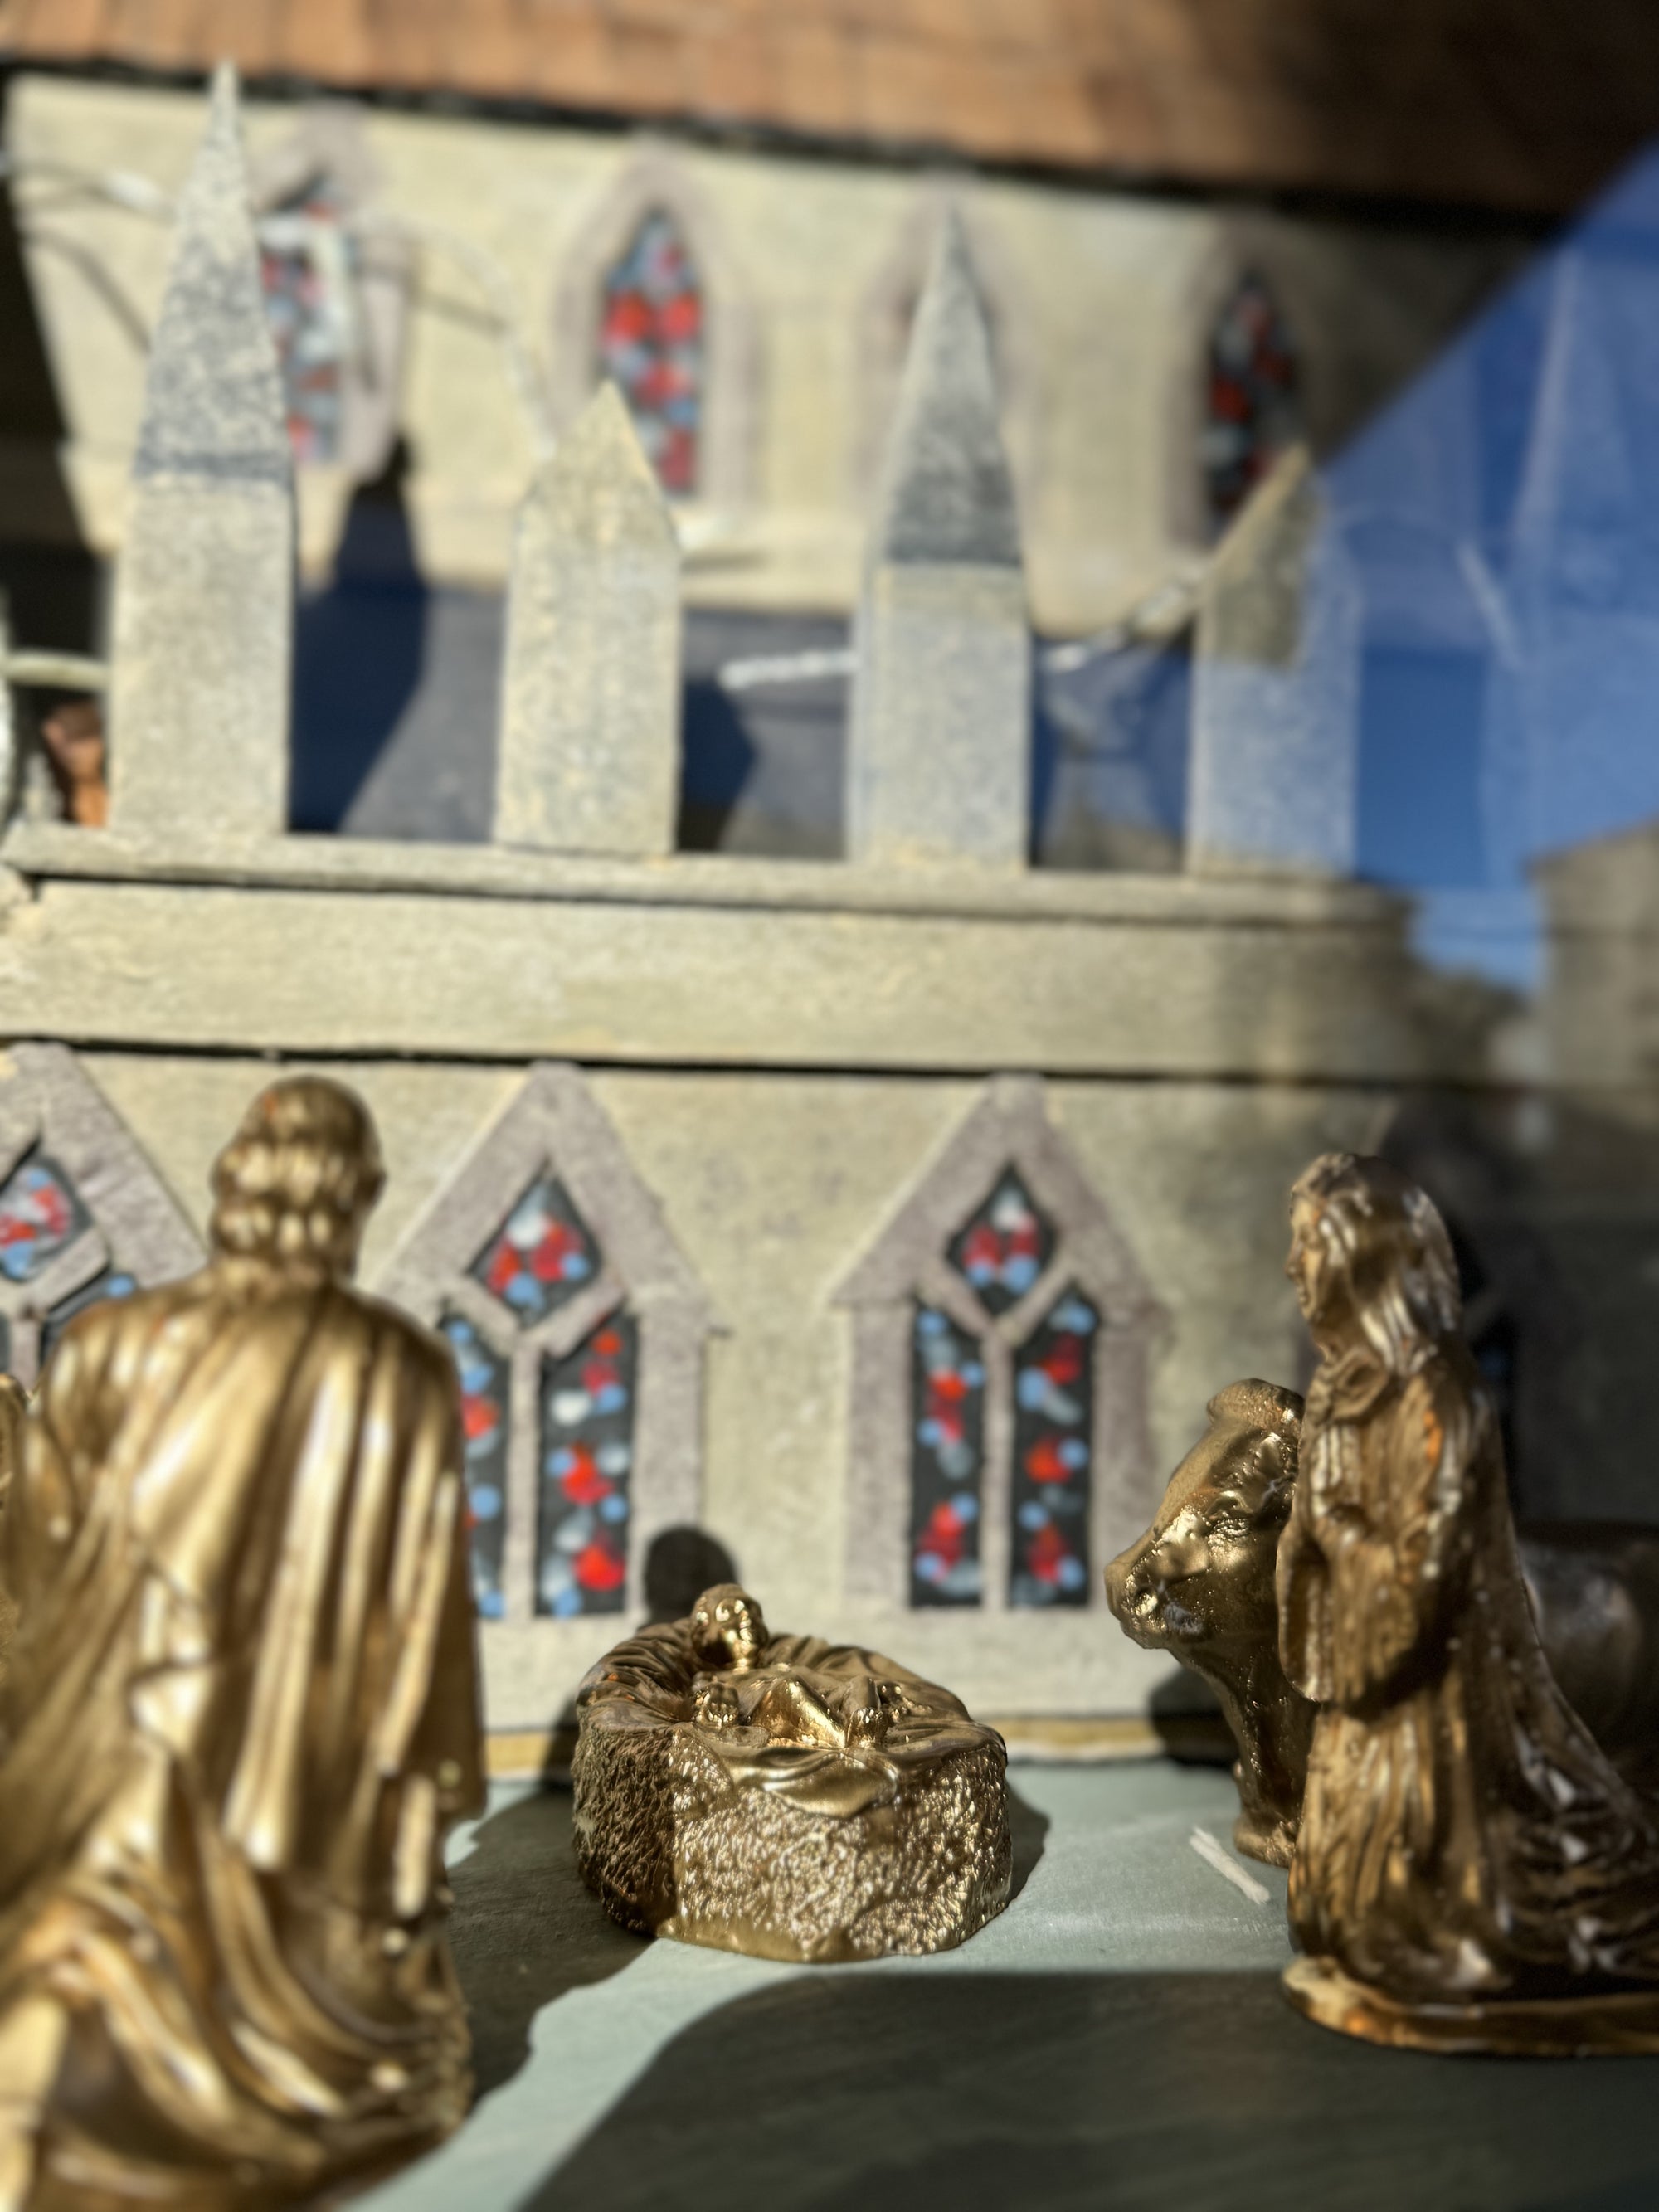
left=835, top=1076, right=1165, bottom=1614
left=250, top=100, right=412, bottom=481
left=0, top=1043, right=203, bottom=1387
left=854, top=187, right=1040, bottom=508
left=548, top=143, right=760, bottom=506
left=379, top=1062, right=719, bottom=1626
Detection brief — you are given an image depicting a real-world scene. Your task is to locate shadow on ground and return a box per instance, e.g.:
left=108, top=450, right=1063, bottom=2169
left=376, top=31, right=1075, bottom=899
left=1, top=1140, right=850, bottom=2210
left=1006, top=1778, right=1048, bottom=1906
left=449, top=1771, right=1048, bottom=2105
left=449, top=1789, right=641, bottom=2098
left=523, top=1970, right=1659, bottom=2212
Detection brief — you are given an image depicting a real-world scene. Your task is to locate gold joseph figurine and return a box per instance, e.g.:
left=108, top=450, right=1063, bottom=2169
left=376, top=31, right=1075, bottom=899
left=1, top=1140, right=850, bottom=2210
left=1107, top=1381, right=1659, bottom=1870
left=1277, top=1152, right=1659, bottom=2054
left=573, top=1582, right=1010, bottom=1962
left=0, top=1079, right=484, bottom=2208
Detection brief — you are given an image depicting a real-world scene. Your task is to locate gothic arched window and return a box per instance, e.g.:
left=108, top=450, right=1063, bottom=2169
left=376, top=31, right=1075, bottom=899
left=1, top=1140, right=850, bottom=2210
left=552, top=154, right=756, bottom=511
left=839, top=1079, right=1162, bottom=1616
left=252, top=106, right=411, bottom=480
left=1204, top=270, right=1301, bottom=535
left=0, top=1045, right=203, bottom=1388
left=382, top=1064, right=717, bottom=1631
left=260, top=176, right=356, bottom=465
left=597, top=209, right=704, bottom=496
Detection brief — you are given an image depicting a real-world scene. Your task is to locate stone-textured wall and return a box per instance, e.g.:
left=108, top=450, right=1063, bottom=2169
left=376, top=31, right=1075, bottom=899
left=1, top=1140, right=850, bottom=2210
left=0, top=73, right=1540, bottom=1762
left=41, top=1048, right=1385, bottom=1728
left=7, top=72, right=1525, bottom=631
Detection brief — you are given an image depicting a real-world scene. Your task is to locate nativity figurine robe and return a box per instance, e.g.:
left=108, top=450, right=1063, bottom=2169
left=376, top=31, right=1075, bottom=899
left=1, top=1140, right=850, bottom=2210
left=0, top=1081, right=484, bottom=2208
left=1279, top=1151, right=1659, bottom=2053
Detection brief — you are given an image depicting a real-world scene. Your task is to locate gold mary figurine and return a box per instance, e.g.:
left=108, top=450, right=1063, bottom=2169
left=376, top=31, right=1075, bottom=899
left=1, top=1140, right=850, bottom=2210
left=1278, top=1151, right=1659, bottom=2054
left=1106, top=1382, right=1659, bottom=1871
left=574, top=1583, right=1010, bottom=1962
left=0, top=1079, right=484, bottom=2208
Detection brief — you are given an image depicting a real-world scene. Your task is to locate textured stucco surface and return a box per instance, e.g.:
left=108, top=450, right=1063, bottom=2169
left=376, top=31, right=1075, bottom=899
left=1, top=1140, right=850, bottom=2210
left=71, top=1052, right=1384, bottom=1728
left=0, top=873, right=1428, bottom=1080
left=108, top=74, right=294, bottom=839
left=8, top=74, right=1525, bottom=630
left=496, top=387, right=680, bottom=858
left=1190, top=454, right=1361, bottom=881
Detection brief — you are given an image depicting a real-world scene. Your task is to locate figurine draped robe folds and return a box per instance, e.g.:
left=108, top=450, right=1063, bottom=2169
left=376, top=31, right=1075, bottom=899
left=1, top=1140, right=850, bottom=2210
left=1278, top=1153, right=1659, bottom=2054
left=1105, top=1382, right=1659, bottom=1871
left=0, top=1080, right=484, bottom=2208
left=574, top=1583, right=1010, bottom=1962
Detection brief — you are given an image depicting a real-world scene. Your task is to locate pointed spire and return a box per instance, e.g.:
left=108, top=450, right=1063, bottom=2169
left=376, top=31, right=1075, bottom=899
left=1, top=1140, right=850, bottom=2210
left=110, top=66, right=293, bottom=839
left=872, top=210, right=1021, bottom=571
left=494, top=383, right=681, bottom=856
left=1187, top=445, right=1362, bottom=878
left=133, top=64, right=288, bottom=487
left=847, top=210, right=1029, bottom=870
left=531, top=381, right=672, bottom=547
left=1199, top=443, right=1317, bottom=670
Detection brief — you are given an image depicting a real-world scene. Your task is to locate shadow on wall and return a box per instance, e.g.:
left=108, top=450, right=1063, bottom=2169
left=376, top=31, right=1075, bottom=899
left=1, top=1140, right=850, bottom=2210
left=0, top=156, right=102, bottom=774
left=641, top=1524, right=739, bottom=1622
left=289, top=439, right=427, bottom=833
left=539, top=1524, right=740, bottom=1787
left=521, top=1970, right=1659, bottom=2212
left=677, top=612, right=846, bottom=858
left=1034, top=640, right=1189, bottom=872
left=285, top=572, right=1192, bottom=868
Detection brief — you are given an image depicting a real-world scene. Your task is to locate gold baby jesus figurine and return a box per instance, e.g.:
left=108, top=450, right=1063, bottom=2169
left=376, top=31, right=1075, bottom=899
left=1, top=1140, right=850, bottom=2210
left=1278, top=1152, right=1659, bottom=2054
left=0, top=1080, right=484, bottom=2209
left=574, top=1584, right=1010, bottom=1962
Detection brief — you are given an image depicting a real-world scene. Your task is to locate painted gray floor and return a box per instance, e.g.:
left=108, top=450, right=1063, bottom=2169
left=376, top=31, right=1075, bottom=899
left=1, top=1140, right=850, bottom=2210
left=358, top=1764, right=1659, bottom=2212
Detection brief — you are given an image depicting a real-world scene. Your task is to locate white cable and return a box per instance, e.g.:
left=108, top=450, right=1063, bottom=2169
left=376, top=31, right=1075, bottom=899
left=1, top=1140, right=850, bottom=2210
left=1, top=652, right=108, bottom=690
left=1188, top=1826, right=1272, bottom=1906
left=0, top=148, right=557, bottom=460
left=717, top=646, right=857, bottom=692
left=348, top=207, right=555, bottom=461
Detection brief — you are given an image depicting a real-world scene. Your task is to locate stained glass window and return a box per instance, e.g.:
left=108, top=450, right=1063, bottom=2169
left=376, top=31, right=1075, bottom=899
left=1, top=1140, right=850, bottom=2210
left=440, top=1311, right=510, bottom=1621
left=909, top=1304, right=986, bottom=1606
left=905, top=1164, right=1105, bottom=1612
left=1010, top=1288, right=1097, bottom=1607
left=260, top=180, right=356, bottom=466
left=0, top=1153, right=88, bottom=1285
left=537, top=1310, right=637, bottom=1617
left=1204, top=270, right=1300, bottom=534
left=598, top=209, right=703, bottom=497
left=40, top=1269, right=136, bottom=1367
left=947, top=1169, right=1055, bottom=1318
left=472, top=1174, right=598, bottom=1326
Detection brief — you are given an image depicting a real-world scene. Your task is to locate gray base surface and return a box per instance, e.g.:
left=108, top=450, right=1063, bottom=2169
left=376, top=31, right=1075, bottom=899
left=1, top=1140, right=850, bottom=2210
left=356, top=1764, right=1659, bottom=2212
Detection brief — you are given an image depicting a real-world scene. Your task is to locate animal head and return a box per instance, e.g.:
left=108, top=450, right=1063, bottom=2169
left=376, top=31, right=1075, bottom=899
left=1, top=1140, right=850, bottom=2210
left=1106, top=1380, right=1302, bottom=1662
